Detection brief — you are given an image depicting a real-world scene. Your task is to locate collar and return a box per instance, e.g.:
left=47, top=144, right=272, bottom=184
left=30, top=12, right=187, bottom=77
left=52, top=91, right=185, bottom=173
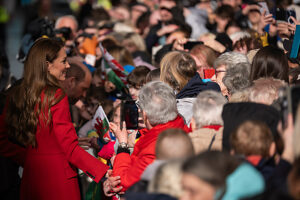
left=202, top=125, right=223, bottom=131
left=247, top=155, right=263, bottom=166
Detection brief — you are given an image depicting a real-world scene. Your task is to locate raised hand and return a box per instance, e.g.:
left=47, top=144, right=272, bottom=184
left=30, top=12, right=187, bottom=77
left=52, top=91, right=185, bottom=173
left=157, top=24, right=179, bottom=37
left=109, top=121, right=128, bottom=144
left=258, top=10, right=273, bottom=34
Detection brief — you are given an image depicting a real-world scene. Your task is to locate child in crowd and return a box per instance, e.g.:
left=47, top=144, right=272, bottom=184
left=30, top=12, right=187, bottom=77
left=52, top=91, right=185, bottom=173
left=127, top=66, right=150, bottom=100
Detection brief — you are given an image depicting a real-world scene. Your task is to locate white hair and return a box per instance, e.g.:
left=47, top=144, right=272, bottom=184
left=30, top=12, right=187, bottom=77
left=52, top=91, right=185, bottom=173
left=248, top=78, right=286, bottom=105
left=214, top=52, right=249, bottom=70
left=192, top=90, right=227, bottom=129
left=138, top=81, right=178, bottom=126
left=229, top=31, right=251, bottom=44
left=55, top=15, right=78, bottom=30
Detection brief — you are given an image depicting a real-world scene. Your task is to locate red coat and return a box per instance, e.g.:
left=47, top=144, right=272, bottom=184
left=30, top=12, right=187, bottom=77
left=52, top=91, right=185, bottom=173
left=0, top=89, right=109, bottom=200
left=113, top=116, right=188, bottom=191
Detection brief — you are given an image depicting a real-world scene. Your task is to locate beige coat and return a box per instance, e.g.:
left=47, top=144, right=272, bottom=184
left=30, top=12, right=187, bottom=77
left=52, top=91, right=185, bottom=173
left=189, top=127, right=223, bottom=154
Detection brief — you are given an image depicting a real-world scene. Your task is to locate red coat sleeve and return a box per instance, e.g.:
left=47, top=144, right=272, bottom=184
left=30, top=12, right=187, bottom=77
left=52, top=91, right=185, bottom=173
left=51, top=95, right=109, bottom=183
left=0, top=107, right=26, bottom=166
left=113, top=148, right=155, bottom=191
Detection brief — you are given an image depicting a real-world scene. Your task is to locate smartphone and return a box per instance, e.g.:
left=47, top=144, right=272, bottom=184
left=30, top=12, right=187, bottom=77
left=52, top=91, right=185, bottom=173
left=278, top=85, right=300, bottom=127
left=287, top=9, right=296, bottom=24
left=258, top=2, right=270, bottom=15
left=203, top=69, right=215, bottom=79
left=276, top=7, right=287, bottom=23
left=184, top=41, right=203, bottom=50
left=121, top=100, right=139, bottom=130
left=276, top=8, right=297, bottom=24
left=278, top=86, right=291, bottom=128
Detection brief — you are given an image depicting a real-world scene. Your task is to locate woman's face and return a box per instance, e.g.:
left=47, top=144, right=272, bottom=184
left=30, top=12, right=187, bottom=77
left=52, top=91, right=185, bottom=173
left=180, top=173, right=216, bottom=200
left=47, top=48, right=70, bottom=81
left=248, top=11, right=261, bottom=25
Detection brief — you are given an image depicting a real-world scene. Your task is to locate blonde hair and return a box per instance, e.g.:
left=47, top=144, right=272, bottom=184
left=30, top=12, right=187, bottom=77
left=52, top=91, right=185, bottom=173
left=107, top=45, right=134, bottom=66
left=160, top=51, right=197, bottom=91
left=190, top=44, right=218, bottom=68
left=123, top=32, right=146, bottom=52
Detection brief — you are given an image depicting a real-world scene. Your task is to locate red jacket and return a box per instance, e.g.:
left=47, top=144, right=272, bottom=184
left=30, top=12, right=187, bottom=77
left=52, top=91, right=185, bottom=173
left=0, top=89, right=109, bottom=200
left=113, top=116, right=188, bottom=191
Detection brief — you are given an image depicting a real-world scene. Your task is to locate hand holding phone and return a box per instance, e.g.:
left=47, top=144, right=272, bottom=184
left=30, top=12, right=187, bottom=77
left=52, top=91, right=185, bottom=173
left=258, top=2, right=270, bottom=15
left=121, top=100, right=139, bottom=130
left=109, top=121, right=128, bottom=143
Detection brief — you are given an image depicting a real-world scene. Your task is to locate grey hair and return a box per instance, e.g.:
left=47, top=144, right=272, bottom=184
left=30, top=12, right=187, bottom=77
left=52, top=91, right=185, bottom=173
left=192, top=90, right=227, bottom=129
left=55, top=15, right=78, bottom=30
left=248, top=78, right=286, bottom=105
left=223, top=62, right=251, bottom=95
left=214, top=52, right=249, bottom=70
left=138, top=81, right=178, bottom=126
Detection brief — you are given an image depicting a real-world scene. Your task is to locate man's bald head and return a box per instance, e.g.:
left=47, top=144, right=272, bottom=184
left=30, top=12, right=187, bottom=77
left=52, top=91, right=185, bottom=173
left=156, top=128, right=195, bottom=160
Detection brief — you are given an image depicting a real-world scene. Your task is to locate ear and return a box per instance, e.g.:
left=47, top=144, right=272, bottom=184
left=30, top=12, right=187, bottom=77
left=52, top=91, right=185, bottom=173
left=46, top=61, right=52, bottom=72
left=142, top=111, right=147, bottom=124
left=142, top=111, right=152, bottom=130
left=269, top=142, right=276, bottom=157
left=69, top=77, right=76, bottom=88
left=190, top=117, right=196, bottom=132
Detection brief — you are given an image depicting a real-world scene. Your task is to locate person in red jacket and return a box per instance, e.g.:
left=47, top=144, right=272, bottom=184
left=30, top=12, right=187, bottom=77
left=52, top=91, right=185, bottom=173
left=105, top=81, right=189, bottom=195
left=0, top=38, right=109, bottom=200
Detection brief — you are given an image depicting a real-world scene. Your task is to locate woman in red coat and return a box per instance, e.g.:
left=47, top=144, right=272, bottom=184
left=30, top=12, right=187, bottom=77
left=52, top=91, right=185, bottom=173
left=1, top=38, right=109, bottom=200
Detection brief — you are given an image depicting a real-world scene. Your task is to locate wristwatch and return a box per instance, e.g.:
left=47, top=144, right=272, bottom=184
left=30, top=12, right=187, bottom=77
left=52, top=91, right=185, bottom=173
left=117, top=142, right=130, bottom=154
left=118, top=142, right=128, bottom=148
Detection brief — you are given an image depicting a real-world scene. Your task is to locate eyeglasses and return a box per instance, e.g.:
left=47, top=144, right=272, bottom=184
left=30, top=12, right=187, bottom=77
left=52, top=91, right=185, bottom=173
left=135, top=100, right=141, bottom=110
left=215, top=70, right=226, bottom=74
left=159, top=6, right=172, bottom=12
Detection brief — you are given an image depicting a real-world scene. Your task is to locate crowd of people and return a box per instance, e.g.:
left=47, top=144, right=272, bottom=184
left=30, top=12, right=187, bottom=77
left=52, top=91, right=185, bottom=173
left=1, top=0, right=300, bottom=199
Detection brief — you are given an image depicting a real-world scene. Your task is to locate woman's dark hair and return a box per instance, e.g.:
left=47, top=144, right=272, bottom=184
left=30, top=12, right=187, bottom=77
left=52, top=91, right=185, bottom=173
left=250, top=46, right=289, bottom=83
left=6, top=38, right=64, bottom=147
